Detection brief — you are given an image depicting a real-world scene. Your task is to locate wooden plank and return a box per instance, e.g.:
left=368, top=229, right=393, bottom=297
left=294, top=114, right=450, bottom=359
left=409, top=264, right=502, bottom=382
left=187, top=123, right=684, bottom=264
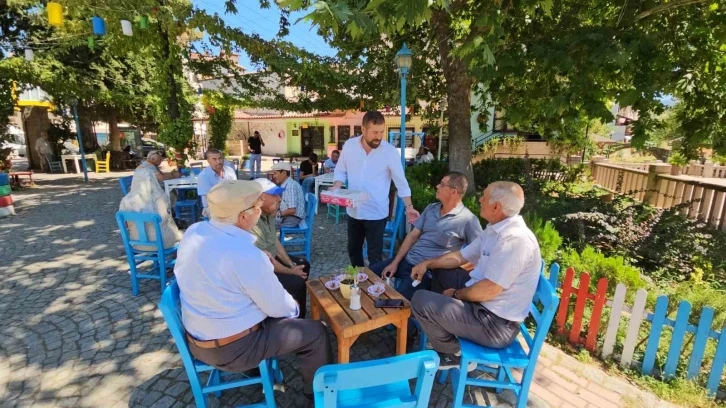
left=556, top=267, right=575, bottom=334
left=710, top=191, right=725, bottom=229
left=585, top=277, right=609, bottom=352
left=642, top=295, right=669, bottom=375
left=602, top=283, right=627, bottom=359
left=569, top=272, right=590, bottom=345
left=320, top=277, right=369, bottom=325
left=306, top=280, right=355, bottom=336
left=364, top=268, right=411, bottom=307
left=620, top=289, right=648, bottom=368
left=664, top=301, right=692, bottom=378
left=682, top=184, right=695, bottom=216
left=706, top=325, right=726, bottom=396
left=700, top=188, right=715, bottom=222
left=686, top=307, right=714, bottom=380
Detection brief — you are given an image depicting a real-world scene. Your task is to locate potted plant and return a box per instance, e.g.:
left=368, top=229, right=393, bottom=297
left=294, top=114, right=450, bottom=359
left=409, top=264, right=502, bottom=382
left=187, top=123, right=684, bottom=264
left=668, top=152, right=688, bottom=175
left=339, top=265, right=357, bottom=299
left=241, top=154, right=251, bottom=170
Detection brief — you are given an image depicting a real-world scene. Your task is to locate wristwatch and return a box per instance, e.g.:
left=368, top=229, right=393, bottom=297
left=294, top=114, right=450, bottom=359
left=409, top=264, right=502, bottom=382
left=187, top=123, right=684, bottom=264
left=452, top=290, right=460, bottom=300
left=289, top=261, right=297, bottom=268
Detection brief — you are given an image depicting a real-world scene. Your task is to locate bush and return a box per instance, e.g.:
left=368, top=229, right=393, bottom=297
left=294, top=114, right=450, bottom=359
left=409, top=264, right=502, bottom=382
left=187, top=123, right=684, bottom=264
left=561, top=246, right=646, bottom=296
left=523, top=212, right=562, bottom=265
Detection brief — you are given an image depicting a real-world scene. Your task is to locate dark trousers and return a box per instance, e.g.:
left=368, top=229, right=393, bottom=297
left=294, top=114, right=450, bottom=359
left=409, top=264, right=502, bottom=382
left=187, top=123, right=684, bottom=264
left=347, top=216, right=388, bottom=267
left=369, top=258, right=430, bottom=300
left=274, top=256, right=309, bottom=318
left=412, top=290, right=521, bottom=354
left=189, top=317, right=332, bottom=393
left=430, top=267, right=471, bottom=294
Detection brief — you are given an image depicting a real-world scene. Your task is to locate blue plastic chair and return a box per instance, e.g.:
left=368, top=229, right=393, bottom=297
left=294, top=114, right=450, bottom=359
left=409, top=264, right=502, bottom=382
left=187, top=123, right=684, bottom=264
left=279, top=193, right=317, bottom=261
left=313, top=350, right=439, bottom=408
left=119, top=176, right=133, bottom=196
left=363, top=197, right=405, bottom=261
left=325, top=181, right=348, bottom=224
left=174, top=199, right=200, bottom=224
left=159, top=282, right=282, bottom=408
left=449, top=265, right=560, bottom=408
left=116, top=212, right=178, bottom=296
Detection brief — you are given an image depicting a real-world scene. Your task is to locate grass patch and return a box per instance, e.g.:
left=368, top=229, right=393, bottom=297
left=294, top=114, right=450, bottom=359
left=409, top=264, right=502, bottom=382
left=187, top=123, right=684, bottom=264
left=625, top=371, right=724, bottom=408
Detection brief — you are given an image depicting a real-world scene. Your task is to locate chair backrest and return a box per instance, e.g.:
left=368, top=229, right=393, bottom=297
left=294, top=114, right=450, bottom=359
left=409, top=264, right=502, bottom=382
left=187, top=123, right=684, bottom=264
left=115, top=211, right=165, bottom=255
left=191, top=168, right=203, bottom=176
left=520, top=261, right=560, bottom=357
left=158, top=282, right=202, bottom=385
left=180, top=168, right=191, bottom=177
left=190, top=162, right=203, bottom=169
left=103, top=151, right=111, bottom=162
left=119, top=176, right=133, bottom=196
left=313, top=350, right=439, bottom=407
left=304, top=193, right=317, bottom=232
left=386, top=197, right=405, bottom=232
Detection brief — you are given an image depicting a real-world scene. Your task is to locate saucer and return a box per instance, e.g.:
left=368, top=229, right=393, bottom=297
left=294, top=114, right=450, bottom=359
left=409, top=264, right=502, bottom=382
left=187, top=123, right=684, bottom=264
left=324, top=280, right=340, bottom=290
left=367, top=285, right=385, bottom=297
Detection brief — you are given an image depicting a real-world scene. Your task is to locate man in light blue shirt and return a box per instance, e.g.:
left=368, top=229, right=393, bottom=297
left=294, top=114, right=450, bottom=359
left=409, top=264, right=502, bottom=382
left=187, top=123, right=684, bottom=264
left=174, top=180, right=331, bottom=398
left=196, top=148, right=238, bottom=209
left=323, top=149, right=340, bottom=173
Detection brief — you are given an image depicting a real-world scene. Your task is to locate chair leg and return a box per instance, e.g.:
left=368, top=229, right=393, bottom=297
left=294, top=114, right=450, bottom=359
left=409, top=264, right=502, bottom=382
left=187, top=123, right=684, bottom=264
left=209, top=369, right=222, bottom=398
left=452, top=359, right=469, bottom=407
left=496, top=366, right=505, bottom=394
left=129, top=261, right=140, bottom=296
left=259, top=359, right=277, bottom=408
left=272, top=358, right=283, bottom=383
left=515, top=371, right=533, bottom=408
left=158, top=260, right=167, bottom=294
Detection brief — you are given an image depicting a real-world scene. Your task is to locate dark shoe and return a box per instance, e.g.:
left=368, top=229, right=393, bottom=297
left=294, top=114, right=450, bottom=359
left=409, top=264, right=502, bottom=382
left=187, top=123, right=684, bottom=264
left=438, top=353, right=477, bottom=372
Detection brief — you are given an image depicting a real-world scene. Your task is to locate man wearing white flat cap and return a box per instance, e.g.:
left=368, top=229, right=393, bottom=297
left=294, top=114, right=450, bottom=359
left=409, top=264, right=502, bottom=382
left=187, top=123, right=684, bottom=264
left=174, top=180, right=331, bottom=399
left=271, top=161, right=306, bottom=228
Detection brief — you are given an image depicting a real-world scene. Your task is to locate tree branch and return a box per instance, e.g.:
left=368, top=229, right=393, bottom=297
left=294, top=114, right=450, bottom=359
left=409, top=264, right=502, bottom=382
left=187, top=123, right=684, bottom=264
left=635, top=0, right=709, bottom=21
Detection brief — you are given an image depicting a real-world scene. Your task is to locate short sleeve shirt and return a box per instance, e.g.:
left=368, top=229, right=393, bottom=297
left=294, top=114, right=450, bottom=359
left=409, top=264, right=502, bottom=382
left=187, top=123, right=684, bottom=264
left=280, top=178, right=306, bottom=219
left=251, top=214, right=277, bottom=257
left=405, top=202, right=483, bottom=265
left=197, top=165, right=238, bottom=208
left=248, top=137, right=262, bottom=154
left=460, top=215, right=542, bottom=322
left=300, top=160, right=318, bottom=176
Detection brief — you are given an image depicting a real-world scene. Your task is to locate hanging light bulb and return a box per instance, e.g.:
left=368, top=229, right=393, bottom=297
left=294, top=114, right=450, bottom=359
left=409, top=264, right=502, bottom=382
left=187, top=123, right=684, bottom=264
left=121, top=20, right=133, bottom=36
left=139, top=15, right=149, bottom=29
left=91, top=16, right=106, bottom=36
left=24, top=49, right=34, bottom=61
left=47, top=2, right=64, bottom=27
left=88, top=36, right=95, bottom=49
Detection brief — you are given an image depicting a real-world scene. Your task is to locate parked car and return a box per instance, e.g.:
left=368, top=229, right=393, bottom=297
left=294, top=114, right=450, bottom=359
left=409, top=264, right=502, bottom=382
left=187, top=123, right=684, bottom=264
left=1, top=141, right=26, bottom=157
left=141, top=138, right=167, bottom=158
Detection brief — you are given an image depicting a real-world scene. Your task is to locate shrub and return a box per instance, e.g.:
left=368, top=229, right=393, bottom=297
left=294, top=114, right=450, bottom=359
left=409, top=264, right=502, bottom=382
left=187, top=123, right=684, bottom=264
left=523, top=212, right=562, bottom=265
left=561, top=246, right=645, bottom=296
left=404, top=160, right=448, bottom=186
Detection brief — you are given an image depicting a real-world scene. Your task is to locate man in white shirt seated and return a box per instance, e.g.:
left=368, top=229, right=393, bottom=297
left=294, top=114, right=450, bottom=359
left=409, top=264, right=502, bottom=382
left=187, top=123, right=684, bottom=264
left=323, top=150, right=340, bottom=173
left=175, top=180, right=331, bottom=398
left=196, top=148, right=238, bottom=209
left=137, top=150, right=179, bottom=183
left=415, top=147, right=434, bottom=164
left=410, top=181, right=541, bottom=371
left=271, top=162, right=306, bottom=228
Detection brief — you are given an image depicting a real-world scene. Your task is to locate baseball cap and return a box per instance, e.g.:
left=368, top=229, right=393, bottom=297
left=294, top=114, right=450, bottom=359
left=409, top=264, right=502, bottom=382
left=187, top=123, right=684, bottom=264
left=207, top=180, right=263, bottom=219
left=271, top=162, right=292, bottom=172
left=254, top=178, right=285, bottom=196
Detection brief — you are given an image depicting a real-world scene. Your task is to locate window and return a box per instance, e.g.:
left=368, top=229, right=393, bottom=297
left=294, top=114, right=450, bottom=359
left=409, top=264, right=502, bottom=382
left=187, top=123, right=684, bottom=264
left=329, top=126, right=335, bottom=143
left=493, top=110, right=517, bottom=133
left=354, top=126, right=362, bottom=137
left=387, top=127, right=415, bottom=147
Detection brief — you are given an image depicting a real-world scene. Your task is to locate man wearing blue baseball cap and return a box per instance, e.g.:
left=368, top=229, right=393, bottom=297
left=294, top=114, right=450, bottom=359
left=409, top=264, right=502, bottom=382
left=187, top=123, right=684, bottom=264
left=252, top=178, right=311, bottom=318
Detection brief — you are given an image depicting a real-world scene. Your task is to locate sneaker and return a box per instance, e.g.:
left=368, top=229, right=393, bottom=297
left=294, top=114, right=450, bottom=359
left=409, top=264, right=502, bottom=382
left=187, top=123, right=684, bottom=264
left=438, top=353, right=477, bottom=372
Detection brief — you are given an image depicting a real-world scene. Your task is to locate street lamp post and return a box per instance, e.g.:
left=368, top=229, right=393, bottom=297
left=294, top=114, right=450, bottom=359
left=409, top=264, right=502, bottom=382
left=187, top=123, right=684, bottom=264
left=395, top=43, right=413, bottom=169
left=69, top=98, right=89, bottom=184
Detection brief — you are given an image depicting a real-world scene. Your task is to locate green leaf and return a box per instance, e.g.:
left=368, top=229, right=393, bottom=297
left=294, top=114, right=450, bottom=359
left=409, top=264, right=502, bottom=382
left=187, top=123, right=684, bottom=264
left=709, top=3, right=719, bottom=11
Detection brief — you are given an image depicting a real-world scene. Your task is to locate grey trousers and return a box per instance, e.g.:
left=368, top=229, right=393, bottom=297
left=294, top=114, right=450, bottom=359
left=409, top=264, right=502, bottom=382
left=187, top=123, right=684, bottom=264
left=189, top=317, right=332, bottom=393
left=411, top=290, right=521, bottom=354
left=278, top=215, right=302, bottom=228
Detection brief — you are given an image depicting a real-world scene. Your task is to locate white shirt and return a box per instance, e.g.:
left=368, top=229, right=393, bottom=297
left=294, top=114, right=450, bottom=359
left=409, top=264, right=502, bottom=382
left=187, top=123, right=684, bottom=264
left=460, top=215, right=541, bottom=322
left=416, top=152, right=434, bottom=164
left=197, top=165, right=238, bottom=208
left=333, top=136, right=412, bottom=220
left=174, top=220, right=298, bottom=340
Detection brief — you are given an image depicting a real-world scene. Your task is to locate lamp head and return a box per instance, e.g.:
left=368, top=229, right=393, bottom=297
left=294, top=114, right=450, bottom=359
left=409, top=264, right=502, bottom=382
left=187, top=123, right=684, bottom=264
left=395, top=43, right=413, bottom=71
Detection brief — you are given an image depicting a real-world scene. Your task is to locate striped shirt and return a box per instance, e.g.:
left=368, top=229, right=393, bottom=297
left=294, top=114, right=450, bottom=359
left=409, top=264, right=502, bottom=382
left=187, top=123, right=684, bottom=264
left=280, top=177, right=306, bottom=220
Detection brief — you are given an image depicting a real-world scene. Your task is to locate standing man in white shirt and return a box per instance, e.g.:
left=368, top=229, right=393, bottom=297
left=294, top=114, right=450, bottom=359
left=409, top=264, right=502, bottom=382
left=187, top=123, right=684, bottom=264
left=410, top=181, right=541, bottom=370
left=196, top=148, right=238, bottom=210
left=174, top=180, right=331, bottom=399
left=331, top=111, right=420, bottom=267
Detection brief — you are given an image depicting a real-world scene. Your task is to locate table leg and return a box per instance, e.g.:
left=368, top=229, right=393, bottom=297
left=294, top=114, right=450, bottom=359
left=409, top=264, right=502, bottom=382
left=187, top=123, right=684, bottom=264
left=314, top=180, right=320, bottom=214
left=310, top=297, right=321, bottom=321
left=74, top=158, right=81, bottom=174
left=394, top=318, right=409, bottom=356
left=61, top=159, right=68, bottom=174
left=337, top=335, right=360, bottom=364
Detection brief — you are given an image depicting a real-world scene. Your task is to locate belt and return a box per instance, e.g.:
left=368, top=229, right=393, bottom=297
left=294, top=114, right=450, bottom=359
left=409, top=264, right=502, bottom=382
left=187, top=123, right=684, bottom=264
left=186, top=324, right=260, bottom=349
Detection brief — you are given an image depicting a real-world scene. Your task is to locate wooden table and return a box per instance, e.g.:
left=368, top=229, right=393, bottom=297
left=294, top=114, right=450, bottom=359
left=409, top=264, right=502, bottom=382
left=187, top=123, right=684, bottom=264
left=307, top=268, right=411, bottom=363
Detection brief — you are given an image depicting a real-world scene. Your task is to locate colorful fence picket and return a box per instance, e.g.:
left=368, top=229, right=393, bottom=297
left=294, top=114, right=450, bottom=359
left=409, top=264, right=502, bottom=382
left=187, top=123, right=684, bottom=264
left=553, top=265, right=726, bottom=397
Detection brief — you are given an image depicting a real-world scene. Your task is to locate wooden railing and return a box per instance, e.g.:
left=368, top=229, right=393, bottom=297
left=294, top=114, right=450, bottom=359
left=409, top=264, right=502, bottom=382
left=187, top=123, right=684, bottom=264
left=591, top=158, right=726, bottom=230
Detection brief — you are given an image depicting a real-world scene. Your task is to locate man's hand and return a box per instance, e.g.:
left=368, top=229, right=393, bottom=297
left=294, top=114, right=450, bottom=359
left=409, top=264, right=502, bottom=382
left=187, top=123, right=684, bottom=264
left=443, top=288, right=456, bottom=297
left=288, top=264, right=307, bottom=279
left=406, top=206, right=420, bottom=224
left=381, top=262, right=399, bottom=278
left=410, top=263, right=427, bottom=282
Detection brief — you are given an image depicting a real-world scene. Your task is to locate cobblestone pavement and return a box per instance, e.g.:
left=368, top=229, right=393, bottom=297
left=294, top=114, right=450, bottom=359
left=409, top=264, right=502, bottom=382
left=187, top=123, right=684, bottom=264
left=0, top=173, right=681, bottom=408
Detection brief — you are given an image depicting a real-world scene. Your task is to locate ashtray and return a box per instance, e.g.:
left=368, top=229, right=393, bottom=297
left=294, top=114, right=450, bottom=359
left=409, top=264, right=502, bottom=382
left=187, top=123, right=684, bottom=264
left=367, top=284, right=385, bottom=297
left=324, top=280, right=340, bottom=290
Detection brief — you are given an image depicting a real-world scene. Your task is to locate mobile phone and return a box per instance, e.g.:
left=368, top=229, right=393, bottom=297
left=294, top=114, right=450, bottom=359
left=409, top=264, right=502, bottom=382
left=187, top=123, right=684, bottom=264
left=375, top=299, right=405, bottom=308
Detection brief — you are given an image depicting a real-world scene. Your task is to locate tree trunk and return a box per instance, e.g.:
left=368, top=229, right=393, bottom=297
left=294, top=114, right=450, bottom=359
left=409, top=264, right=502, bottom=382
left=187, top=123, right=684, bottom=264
left=158, top=22, right=180, bottom=121
left=433, top=9, right=476, bottom=194
left=77, top=103, right=98, bottom=152
left=108, top=111, right=121, bottom=151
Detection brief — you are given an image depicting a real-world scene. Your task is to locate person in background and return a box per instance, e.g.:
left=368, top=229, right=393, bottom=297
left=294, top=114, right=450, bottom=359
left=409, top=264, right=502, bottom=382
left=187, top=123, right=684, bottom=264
left=174, top=180, right=331, bottom=400
left=271, top=162, right=306, bottom=228
left=323, top=150, right=340, bottom=173
left=137, top=150, right=179, bottom=183
left=119, top=168, right=183, bottom=250
left=197, top=148, right=238, bottom=210
left=247, top=131, right=265, bottom=179
left=299, top=153, right=319, bottom=193
left=370, top=172, right=482, bottom=300
left=416, top=147, right=434, bottom=164
left=410, top=181, right=541, bottom=371
left=330, top=111, right=420, bottom=267
left=252, top=178, right=311, bottom=318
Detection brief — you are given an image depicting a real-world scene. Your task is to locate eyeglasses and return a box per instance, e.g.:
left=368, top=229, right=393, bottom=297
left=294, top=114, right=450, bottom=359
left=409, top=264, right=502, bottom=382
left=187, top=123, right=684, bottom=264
left=437, top=181, right=458, bottom=190
left=242, top=197, right=264, bottom=213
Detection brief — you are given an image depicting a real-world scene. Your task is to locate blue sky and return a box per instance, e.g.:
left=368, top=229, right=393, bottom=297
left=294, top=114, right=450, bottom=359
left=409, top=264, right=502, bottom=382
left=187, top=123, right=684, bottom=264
left=192, top=0, right=337, bottom=71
